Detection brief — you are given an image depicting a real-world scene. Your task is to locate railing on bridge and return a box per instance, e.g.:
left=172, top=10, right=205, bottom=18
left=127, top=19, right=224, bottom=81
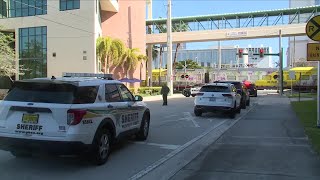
left=211, top=63, right=258, bottom=69
left=146, top=6, right=320, bottom=34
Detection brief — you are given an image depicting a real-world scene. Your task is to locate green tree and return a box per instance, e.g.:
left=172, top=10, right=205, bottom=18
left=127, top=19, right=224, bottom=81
left=110, top=38, right=126, bottom=66
left=96, top=37, right=127, bottom=73
left=174, top=59, right=201, bottom=69
left=0, top=29, right=18, bottom=82
left=172, top=22, right=188, bottom=70
left=122, top=48, right=139, bottom=77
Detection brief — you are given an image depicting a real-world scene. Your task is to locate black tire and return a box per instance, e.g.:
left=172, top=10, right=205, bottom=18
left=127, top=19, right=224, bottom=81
left=136, top=113, right=150, bottom=141
left=229, top=104, right=236, bottom=119
left=194, top=108, right=202, bottom=117
left=91, top=128, right=111, bottom=165
left=236, top=102, right=241, bottom=114
left=254, top=93, right=258, bottom=97
left=191, top=94, right=196, bottom=97
left=11, top=150, right=32, bottom=158
left=241, top=98, right=247, bottom=109
left=246, top=99, right=250, bottom=106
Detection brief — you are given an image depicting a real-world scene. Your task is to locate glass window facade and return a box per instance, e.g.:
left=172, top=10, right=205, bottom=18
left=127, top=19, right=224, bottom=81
left=19, top=26, right=47, bottom=79
left=0, top=0, right=47, bottom=18
left=60, top=0, right=80, bottom=11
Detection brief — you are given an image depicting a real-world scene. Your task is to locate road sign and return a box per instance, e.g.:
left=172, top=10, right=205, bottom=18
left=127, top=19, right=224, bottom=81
left=306, top=15, right=320, bottom=41
left=289, top=71, right=295, bottom=79
left=307, top=43, right=320, bottom=61
left=306, top=16, right=320, bottom=128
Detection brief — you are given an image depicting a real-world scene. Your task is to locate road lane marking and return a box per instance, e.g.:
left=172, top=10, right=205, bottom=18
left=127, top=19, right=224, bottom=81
left=128, top=120, right=227, bottom=180
left=128, top=106, right=255, bottom=180
left=132, top=142, right=180, bottom=150
left=183, top=112, right=200, bottom=128
left=164, top=115, right=179, bottom=118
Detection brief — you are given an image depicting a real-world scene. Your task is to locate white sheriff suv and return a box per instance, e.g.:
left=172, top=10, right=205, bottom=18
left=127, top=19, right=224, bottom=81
left=0, top=73, right=150, bottom=165
left=194, top=83, right=241, bottom=118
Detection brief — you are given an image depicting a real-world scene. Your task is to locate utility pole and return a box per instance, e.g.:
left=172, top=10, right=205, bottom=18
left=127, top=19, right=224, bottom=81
left=167, top=0, right=173, bottom=95
left=279, top=30, right=284, bottom=95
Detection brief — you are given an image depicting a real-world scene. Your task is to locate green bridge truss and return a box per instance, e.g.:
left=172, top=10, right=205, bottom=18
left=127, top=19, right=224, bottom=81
left=146, top=5, right=320, bottom=34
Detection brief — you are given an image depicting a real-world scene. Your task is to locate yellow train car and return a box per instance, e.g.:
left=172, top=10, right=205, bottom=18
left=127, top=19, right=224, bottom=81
left=255, top=67, right=317, bottom=90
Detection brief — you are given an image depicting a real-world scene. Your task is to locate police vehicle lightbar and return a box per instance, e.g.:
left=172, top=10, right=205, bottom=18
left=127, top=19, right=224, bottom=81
left=62, top=72, right=113, bottom=79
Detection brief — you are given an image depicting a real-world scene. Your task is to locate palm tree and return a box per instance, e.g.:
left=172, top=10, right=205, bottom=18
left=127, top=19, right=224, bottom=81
left=97, top=36, right=127, bottom=74
left=96, top=37, right=106, bottom=72
left=172, top=23, right=188, bottom=71
left=122, top=48, right=139, bottom=77
left=110, top=38, right=126, bottom=67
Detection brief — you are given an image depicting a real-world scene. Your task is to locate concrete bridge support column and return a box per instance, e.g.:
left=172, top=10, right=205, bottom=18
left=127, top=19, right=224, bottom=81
left=147, top=45, right=153, bottom=87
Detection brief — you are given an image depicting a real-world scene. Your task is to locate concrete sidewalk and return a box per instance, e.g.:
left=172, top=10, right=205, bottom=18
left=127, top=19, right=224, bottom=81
left=171, top=95, right=320, bottom=180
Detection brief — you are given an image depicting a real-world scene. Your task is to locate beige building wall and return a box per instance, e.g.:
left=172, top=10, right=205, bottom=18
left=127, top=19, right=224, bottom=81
left=0, top=1, right=97, bottom=79
left=0, top=0, right=147, bottom=84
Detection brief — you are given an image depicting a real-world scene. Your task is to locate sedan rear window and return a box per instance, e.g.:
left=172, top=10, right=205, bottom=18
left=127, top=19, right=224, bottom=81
left=5, top=82, right=99, bottom=104
left=200, top=86, right=230, bottom=92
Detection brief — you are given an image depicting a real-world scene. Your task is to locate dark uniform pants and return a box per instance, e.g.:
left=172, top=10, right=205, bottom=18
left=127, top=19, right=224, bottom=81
left=162, top=94, right=168, bottom=105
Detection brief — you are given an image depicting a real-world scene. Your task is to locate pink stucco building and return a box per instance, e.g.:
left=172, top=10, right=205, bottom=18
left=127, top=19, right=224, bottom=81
left=101, top=0, right=147, bottom=86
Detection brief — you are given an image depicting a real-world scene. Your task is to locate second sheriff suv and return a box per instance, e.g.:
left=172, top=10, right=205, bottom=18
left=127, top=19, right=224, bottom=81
left=0, top=73, right=150, bottom=165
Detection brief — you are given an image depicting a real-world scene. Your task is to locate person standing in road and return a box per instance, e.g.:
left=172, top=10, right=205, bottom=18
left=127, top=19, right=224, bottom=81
left=160, top=83, right=170, bottom=106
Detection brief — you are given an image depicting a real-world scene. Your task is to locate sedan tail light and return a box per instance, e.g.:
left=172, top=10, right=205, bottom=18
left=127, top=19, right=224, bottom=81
left=67, top=109, right=87, bottom=125
left=196, top=93, right=204, bottom=96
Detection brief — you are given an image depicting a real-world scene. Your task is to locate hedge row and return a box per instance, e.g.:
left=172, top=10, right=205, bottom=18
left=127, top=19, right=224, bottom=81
left=129, top=87, right=162, bottom=95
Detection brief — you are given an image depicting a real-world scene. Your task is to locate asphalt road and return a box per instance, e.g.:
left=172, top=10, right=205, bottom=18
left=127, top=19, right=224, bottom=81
left=0, top=92, right=264, bottom=180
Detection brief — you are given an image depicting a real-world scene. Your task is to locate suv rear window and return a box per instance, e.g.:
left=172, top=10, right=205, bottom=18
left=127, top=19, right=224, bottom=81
left=215, top=81, right=242, bottom=89
left=200, top=86, right=230, bottom=92
left=5, top=82, right=99, bottom=104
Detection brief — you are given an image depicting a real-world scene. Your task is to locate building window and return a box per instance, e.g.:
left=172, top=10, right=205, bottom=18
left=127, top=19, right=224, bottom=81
left=0, top=0, right=7, bottom=18
left=19, top=26, right=47, bottom=79
left=0, top=0, right=47, bottom=18
left=60, top=0, right=80, bottom=11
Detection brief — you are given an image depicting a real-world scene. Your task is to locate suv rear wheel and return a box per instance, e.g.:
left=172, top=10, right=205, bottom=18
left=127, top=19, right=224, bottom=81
left=194, top=108, right=202, bottom=117
left=229, top=104, right=236, bottom=119
left=136, top=113, right=150, bottom=141
left=11, top=150, right=32, bottom=158
left=241, top=97, right=247, bottom=109
left=91, top=128, right=111, bottom=165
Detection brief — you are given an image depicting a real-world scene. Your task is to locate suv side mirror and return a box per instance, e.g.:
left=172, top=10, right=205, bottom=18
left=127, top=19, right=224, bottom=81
left=134, top=95, right=143, bottom=101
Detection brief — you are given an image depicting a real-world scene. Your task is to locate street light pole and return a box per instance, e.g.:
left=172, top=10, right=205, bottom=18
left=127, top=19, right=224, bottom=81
left=167, top=0, right=173, bottom=95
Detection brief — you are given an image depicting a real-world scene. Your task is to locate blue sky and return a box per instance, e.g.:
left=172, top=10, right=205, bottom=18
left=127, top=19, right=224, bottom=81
left=150, top=0, right=291, bottom=67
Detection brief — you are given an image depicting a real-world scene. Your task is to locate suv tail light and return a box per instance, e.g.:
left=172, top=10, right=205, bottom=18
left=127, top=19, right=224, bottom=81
left=222, top=94, right=233, bottom=97
left=67, top=109, right=87, bottom=125
left=196, top=93, right=204, bottom=96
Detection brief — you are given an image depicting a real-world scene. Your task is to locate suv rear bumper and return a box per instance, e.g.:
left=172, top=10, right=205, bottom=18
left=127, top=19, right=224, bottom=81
left=0, top=137, right=91, bottom=155
left=195, top=105, right=232, bottom=112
